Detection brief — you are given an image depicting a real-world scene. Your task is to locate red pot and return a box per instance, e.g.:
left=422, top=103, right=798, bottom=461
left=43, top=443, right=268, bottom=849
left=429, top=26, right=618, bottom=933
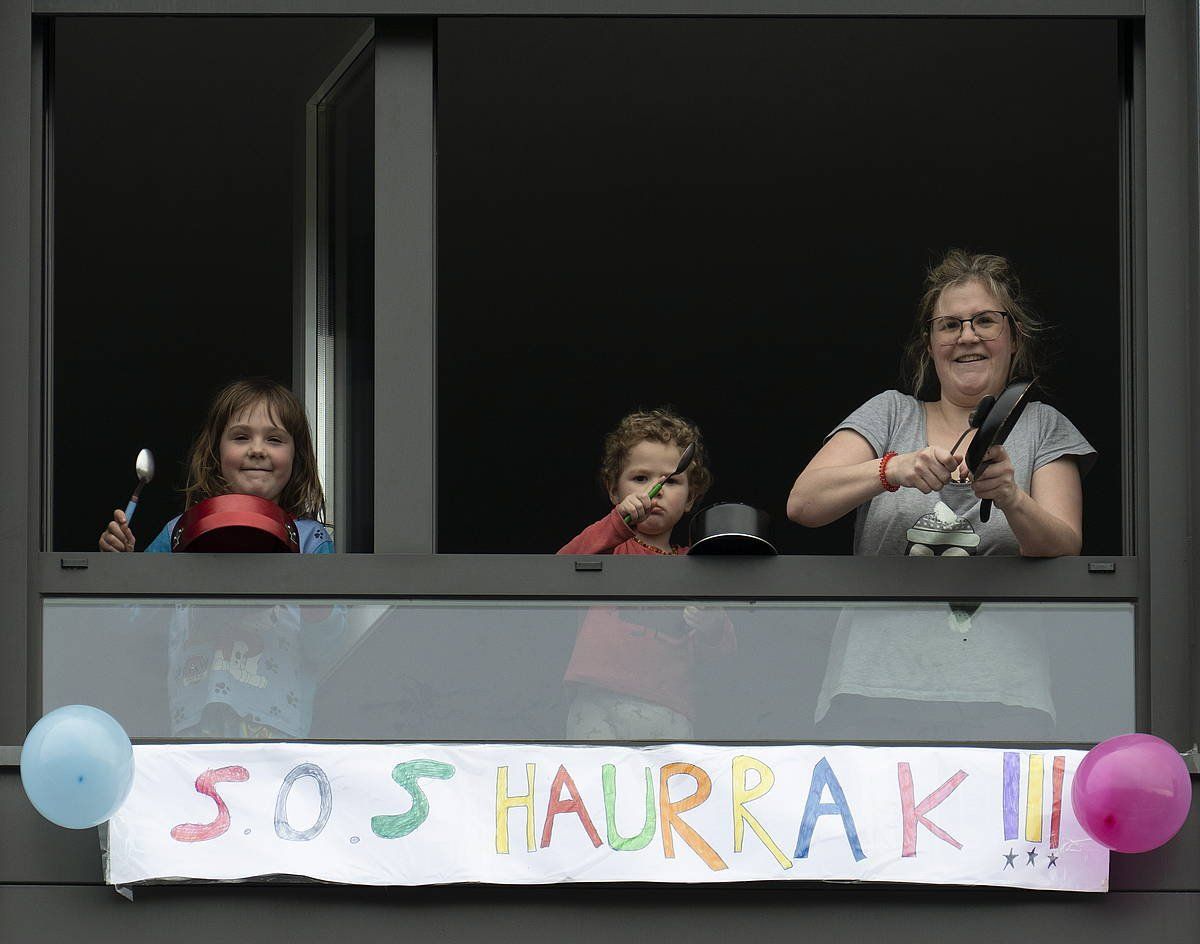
left=171, top=494, right=299, bottom=553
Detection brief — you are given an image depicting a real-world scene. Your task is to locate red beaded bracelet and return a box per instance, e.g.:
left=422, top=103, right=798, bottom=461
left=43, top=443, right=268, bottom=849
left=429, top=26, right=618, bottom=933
left=879, top=451, right=900, bottom=492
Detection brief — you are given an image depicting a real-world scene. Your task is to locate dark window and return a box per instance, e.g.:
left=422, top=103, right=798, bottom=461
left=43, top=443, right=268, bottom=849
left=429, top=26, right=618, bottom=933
left=52, top=17, right=370, bottom=551
left=437, top=18, right=1122, bottom=555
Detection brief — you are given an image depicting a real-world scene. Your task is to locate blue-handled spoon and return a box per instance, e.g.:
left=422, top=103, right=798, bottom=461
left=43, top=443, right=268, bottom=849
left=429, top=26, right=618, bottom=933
left=124, top=448, right=155, bottom=523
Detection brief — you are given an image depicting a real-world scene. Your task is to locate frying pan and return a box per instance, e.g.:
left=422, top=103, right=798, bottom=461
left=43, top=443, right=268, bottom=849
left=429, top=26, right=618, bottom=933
left=964, top=378, right=1037, bottom=523
left=171, top=494, right=300, bottom=553
left=688, top=502, right=777, bottom=555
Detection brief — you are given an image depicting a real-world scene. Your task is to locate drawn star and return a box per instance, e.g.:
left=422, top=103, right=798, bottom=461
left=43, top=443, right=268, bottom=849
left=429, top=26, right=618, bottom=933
left=1027, top=848, right=1039, bottom=866
left=1047, top=853, right=1058, bottom=869
left=1003, top=849, right=1018, bottom=869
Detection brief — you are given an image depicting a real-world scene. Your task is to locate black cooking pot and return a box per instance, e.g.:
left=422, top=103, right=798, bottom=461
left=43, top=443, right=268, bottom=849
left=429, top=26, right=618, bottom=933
left=688, top=503, right=777, bottom=555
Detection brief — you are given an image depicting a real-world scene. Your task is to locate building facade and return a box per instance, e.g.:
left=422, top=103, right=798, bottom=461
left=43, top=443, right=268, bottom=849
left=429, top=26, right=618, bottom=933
left=2, top=2, right=1198, bottom=939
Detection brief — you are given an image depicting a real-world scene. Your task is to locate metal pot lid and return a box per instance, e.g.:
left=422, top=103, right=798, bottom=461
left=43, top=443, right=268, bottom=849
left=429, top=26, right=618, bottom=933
left=688, top=502, right=777, bottom=556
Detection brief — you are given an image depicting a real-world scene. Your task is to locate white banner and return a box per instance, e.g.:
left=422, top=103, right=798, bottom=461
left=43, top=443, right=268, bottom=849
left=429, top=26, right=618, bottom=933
left=105, top=743, right=1109, bottom=891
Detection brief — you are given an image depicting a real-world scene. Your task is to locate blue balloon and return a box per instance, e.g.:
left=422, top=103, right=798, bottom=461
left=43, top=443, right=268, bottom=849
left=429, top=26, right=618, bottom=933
left=21, top=705, right=134, bottom=829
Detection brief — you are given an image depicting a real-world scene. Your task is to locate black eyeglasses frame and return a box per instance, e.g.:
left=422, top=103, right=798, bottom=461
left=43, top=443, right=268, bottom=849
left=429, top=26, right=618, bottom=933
left=928, top=310, right=1011, bottom=343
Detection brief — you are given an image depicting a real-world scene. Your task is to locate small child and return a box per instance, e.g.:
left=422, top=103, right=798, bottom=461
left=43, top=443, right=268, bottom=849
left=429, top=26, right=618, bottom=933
left=558, top=408, right=734, bottom=740
left=98, top=378, right=339, bottom=739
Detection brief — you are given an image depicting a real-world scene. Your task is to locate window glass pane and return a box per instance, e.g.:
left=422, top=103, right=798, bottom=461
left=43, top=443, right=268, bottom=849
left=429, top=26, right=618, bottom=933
left=52, top=17, right=370, bottom=551
left=437, top=18, right=1122, bottom=555
left=44, top=599, right=1133, bottom=743
left=313, top=47, right=376, bottom=552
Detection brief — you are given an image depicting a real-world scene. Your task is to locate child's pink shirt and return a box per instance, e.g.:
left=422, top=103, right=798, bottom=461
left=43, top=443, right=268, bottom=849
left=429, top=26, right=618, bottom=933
left=558, top=509, right=734, bottom=719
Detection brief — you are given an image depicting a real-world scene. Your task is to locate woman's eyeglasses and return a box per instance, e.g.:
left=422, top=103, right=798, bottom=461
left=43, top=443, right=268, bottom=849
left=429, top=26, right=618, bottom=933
left=929, top=310, right=1009, bottom=343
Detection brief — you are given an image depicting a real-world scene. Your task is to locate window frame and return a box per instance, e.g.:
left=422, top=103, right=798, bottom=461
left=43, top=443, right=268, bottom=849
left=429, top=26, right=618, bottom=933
left=305, top=24, right=377, bottom=551
left=2, top=3, right=1194, bottom=763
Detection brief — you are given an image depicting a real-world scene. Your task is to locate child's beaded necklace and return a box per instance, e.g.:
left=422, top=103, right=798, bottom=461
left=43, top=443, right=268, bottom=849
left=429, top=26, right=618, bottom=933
left=631, top=533, right=680, bottom=555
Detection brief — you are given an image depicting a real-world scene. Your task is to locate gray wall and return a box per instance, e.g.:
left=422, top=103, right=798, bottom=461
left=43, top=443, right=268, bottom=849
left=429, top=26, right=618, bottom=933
left=3, top=2, right=1198, bottom=940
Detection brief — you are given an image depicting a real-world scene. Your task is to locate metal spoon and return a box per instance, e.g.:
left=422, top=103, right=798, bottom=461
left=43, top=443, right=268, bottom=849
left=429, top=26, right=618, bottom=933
left=123, top=448, right=155, bottom=522
left=622, top=441, right=697, bottom=525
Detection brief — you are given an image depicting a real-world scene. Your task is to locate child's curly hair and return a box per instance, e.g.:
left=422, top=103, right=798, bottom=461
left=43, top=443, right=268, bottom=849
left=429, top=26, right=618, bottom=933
left=599, top=407, right=712, bottom=508
left=183, top=378, right=326, bottom=522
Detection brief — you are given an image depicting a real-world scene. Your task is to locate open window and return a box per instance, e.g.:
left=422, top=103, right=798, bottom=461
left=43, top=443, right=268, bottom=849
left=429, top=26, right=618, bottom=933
left=435, top=18, right=1124, bottom=556
left=50, top=17, right=373, bottom=552
left=33, top=14, right=1158, bottom=753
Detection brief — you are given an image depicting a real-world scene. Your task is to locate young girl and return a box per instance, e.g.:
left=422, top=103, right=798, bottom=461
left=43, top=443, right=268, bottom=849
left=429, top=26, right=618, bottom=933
left=558, top=408, right=734, bottom=739
left=98, top=378, right=339, bottom=739
left=99, top=378, right=332, bottom=555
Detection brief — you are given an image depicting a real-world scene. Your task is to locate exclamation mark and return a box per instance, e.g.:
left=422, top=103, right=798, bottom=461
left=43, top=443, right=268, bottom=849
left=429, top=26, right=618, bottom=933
left=1049, top=756, right=1065, bottom=849
left=1003, top=752, right=1020, bottom=841
left=1025, top=754, right=1044, bottom=843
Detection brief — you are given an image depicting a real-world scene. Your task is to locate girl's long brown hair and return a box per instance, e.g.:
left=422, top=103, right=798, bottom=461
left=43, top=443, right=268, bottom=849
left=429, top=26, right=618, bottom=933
left=183, top=378, right=326, bottom=522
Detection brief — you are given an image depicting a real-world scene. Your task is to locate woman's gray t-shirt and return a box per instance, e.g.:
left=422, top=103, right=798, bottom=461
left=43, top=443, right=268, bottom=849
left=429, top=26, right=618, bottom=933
left=814, top=390, right=1096, bottom=727
left=835, top=390, right=1096, bottom=557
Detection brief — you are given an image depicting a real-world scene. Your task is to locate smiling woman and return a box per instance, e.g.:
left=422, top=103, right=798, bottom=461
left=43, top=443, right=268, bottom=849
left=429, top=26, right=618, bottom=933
left=786, top=250, right=1094, bottom=559
left=786, top=250, right=1098, bottom=738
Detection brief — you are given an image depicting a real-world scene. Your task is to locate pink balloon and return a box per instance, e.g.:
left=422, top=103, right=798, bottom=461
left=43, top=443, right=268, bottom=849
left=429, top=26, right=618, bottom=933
left=1072, top=734, right=1192, bottom=853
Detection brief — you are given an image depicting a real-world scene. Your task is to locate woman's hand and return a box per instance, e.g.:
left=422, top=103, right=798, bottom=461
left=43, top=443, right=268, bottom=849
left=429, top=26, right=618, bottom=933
left=971, top=445, right=1019, bottom=510
left=616, top=477, right=665, bottom=524
left=886, top=447, right=962, bottom=493
left=98, top=509, right=136, bottom=552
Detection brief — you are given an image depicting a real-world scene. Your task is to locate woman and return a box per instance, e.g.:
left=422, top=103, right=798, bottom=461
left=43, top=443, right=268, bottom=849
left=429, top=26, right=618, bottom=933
left=788, top=250, right=1095, bottom=736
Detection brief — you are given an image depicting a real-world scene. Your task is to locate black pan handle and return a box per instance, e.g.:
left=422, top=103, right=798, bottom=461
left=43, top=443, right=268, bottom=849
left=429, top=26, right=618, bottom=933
left=973, top=457, right=995, bottom=522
